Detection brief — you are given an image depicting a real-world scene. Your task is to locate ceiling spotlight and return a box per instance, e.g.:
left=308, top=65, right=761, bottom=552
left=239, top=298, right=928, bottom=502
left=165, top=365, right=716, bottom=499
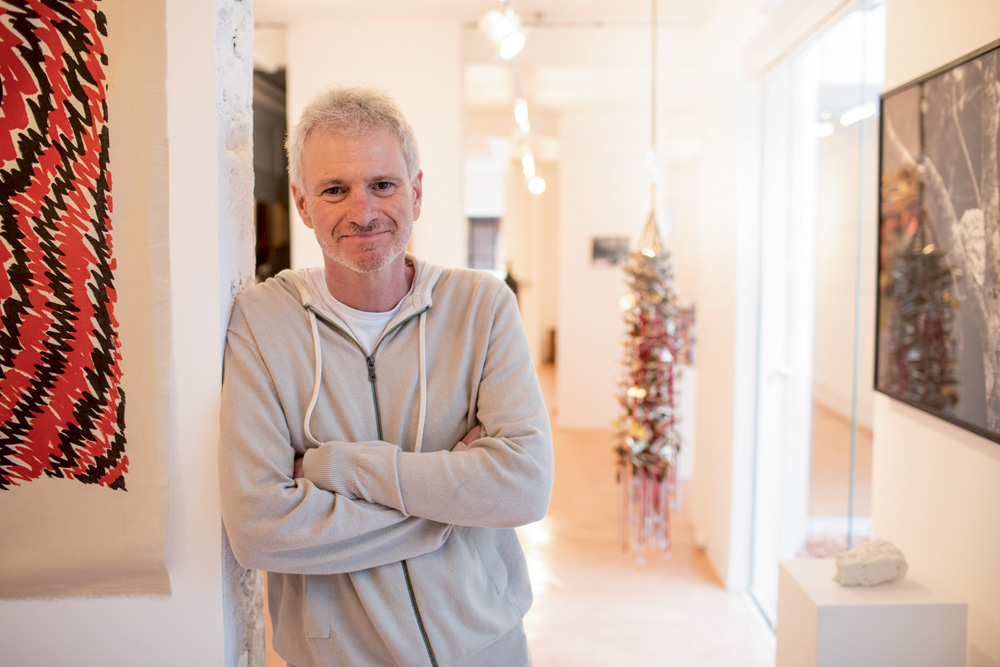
left=514, top=98, right=530, bottom=132
left=478, top=6, right=527, bottom=60
left=521, top=152, right=536, bottom=178
left=528, top=176, right=546, bottom=195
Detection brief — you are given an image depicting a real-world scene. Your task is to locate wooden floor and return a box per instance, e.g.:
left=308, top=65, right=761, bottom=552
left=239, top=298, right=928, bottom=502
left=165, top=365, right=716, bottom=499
left=522, top=367, right=773, bottom=666
left=264, top=364, right=775, bottom=666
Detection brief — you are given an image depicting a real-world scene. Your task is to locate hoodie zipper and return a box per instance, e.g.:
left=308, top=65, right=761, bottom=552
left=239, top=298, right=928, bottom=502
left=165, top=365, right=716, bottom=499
left=311, top=305, right=438, bottom=667
left=401, top=559, right=438, bottom=667
left=364, top=309, right=425, bottom=441
left=367, top=313, right=438, bottom=667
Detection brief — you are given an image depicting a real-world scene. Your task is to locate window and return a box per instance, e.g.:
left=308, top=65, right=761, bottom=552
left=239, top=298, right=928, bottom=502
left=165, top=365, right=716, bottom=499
left=750, top=0, right=885, bottom=627
left=468, top=217, right=500, bottom=270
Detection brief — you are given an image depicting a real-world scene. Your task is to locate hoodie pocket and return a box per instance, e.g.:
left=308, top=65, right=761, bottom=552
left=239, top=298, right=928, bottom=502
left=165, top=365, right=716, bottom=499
left=469, top=526, right=531, bottom=614
left=417, top=526, right=531, bottom=665
left=305, top=574, right=331, bottom=639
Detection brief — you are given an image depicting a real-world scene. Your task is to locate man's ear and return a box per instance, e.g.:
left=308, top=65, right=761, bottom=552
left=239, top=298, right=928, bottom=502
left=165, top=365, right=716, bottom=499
left=291, top=184, right=314, bottom=229
left=411, top=170, right=423, bottom=221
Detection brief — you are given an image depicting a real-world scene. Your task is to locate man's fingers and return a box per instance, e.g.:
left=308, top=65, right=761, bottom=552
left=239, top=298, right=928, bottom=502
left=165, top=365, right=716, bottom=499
left=461, top=424, right=482, bottom=445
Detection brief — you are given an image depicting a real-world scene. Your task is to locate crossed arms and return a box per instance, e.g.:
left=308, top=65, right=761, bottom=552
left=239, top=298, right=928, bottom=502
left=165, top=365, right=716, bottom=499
left=219, top=283, right=553, bottom=576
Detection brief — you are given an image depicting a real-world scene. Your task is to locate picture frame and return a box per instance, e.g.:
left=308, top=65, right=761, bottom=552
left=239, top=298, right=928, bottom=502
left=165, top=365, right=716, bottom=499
left=875, top=38, right=1000, bottom=445
left=591, top=235, right=631, bottom=266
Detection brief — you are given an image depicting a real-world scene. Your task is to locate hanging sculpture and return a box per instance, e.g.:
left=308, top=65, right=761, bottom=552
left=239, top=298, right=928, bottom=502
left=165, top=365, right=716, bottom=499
left=616, top=212, right=684, bottom=563
left=614, top=0, right=686, bottom=563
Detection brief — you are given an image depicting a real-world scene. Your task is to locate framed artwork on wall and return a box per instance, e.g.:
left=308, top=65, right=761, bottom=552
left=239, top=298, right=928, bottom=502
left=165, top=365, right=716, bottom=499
left=592, top=236, right=631, bottom=266
left=875, top=37, right=1000, bottom=445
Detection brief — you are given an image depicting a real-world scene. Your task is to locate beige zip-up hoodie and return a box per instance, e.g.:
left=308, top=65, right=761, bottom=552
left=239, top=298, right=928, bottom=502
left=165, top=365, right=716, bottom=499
left=219, top=256, right=554, bottom=666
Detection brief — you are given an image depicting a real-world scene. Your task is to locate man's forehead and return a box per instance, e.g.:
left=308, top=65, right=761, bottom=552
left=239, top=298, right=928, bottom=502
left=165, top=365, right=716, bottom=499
left=301, top=127, right=409, bottom=178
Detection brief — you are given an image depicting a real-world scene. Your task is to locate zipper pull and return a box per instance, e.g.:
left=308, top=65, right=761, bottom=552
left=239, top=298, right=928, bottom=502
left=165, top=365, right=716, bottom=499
left=367, top=356, right=376, bottom=382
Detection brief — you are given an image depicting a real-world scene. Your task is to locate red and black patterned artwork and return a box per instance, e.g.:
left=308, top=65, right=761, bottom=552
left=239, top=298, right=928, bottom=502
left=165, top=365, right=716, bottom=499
left=0, top=0, right=127, bottom=490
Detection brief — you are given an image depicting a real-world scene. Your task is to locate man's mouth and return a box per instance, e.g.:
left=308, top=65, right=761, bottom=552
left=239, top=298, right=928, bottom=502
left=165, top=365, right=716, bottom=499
left=341, top=226, right=389, bottom=239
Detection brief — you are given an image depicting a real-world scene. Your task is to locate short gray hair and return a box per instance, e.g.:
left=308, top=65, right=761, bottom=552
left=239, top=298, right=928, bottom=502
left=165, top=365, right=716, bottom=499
left=286, top=85, right=420, bottom=188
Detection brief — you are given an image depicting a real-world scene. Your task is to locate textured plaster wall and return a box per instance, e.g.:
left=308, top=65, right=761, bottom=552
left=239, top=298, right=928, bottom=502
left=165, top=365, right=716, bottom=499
left=214, top=3, right=259, bottom=667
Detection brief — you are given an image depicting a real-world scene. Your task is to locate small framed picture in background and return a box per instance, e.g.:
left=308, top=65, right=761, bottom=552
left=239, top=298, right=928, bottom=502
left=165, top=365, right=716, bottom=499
left=591, top=236, right=631, bottom=266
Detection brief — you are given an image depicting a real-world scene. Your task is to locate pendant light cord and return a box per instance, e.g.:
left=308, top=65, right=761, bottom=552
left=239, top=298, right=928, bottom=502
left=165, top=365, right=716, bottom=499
left=650, top=0, right=657, bottom=208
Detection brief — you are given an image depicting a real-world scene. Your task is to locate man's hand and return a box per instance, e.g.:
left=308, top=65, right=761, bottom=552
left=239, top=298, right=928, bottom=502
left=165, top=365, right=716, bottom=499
left=461, top=424, right=482, bottom=445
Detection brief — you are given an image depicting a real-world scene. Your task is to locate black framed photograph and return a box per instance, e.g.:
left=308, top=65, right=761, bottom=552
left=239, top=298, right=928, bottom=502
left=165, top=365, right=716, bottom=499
left=875, top=38, right=1000, bottom=445
left=591, top=236, right=630, bottom=266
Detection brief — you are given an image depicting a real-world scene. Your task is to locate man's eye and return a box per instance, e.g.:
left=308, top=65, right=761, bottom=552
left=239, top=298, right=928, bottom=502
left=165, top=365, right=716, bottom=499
left=375, top=182, right=393, bottom=191
left=323, top=186, right=342, bottom=196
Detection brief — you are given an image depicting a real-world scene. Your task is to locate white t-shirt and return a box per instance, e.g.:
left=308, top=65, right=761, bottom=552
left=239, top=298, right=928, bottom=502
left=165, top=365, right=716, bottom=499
left=306, top=268, right=412, bottom=354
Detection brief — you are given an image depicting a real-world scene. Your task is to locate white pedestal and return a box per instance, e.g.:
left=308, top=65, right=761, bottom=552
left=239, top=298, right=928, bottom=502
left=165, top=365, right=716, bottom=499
left=776, top=559, right=967, bottom=667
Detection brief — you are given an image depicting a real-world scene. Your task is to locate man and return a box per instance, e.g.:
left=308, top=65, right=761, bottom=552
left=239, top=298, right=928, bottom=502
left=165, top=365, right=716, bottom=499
left=219, top=86, right=554, bottom=667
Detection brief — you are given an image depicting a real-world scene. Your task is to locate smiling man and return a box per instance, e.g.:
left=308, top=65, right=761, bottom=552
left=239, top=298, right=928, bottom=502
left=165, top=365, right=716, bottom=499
left=294, top=123, right=417, bottom=307
left=219, top=86, right=554, bottom=667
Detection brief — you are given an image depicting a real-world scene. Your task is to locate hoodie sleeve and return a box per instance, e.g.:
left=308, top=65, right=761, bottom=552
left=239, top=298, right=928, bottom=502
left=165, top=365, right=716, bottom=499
left=302, top=282, right=554, bottom=529
left=218, top=300, right=452, bottom=575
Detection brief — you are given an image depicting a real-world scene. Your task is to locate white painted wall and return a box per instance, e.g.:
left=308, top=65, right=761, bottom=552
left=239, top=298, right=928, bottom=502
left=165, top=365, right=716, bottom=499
left=682, top=0, right=766, bottom=589
left=285, top=21, right=465, bottom=271
left=502, top=155, right=559, bottom=368
left=538, top=169, right=560, bottom=365
left=0, top=0, right=251, bottom=663
left=876, top=2, right=1000, bottom=664
left=555, top=109, right=650, bottom=429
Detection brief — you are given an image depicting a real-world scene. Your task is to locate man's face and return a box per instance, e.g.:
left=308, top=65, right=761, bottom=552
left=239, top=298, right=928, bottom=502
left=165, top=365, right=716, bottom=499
left=292, top=127, right=422, bottom=275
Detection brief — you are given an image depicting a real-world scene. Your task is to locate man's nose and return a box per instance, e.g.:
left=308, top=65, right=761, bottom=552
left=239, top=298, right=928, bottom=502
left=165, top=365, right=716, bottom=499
left=348, top=189, right=378, bottom=224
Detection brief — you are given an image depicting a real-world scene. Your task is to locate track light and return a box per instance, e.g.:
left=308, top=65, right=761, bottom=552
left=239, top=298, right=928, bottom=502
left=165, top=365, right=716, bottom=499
left=528, top=176, right=546, bottom=195
left=478, top=6, right=527, bottom=60
left=521, top=149, right=545, bottom=195
left=514, top=98, right=530, bottom=132
left=521, top=152, right=536, bottom=178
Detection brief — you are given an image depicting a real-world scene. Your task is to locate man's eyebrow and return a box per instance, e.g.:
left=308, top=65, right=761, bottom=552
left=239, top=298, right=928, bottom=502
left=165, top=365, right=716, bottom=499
left=314, top=177, right=346, bottom=190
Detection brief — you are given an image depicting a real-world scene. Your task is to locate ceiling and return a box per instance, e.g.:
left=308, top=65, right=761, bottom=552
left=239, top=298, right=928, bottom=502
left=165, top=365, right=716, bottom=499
left=253, top=0, right=748, bottom=165
left=253, top=0, right=731, bottom=111
left=254, top=0, right=724, bottom=27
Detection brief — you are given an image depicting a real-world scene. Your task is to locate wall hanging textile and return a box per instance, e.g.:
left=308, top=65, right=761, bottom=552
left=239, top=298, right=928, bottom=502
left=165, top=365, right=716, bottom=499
left=0, top=0, right=169, bottom=597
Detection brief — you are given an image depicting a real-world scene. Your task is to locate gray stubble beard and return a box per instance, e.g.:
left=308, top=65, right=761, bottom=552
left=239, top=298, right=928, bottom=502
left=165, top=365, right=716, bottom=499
left=316, top=223, right=412, bottom=275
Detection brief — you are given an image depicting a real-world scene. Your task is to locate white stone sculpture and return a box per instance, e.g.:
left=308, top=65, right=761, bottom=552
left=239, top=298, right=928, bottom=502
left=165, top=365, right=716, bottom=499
left=834, top=539, right=908, bottom=587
